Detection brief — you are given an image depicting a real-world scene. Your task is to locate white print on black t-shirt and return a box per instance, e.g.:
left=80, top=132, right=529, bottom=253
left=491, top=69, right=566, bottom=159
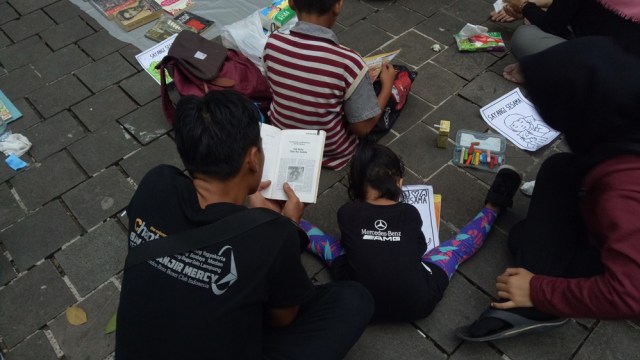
left=361, top=219, right=401, bottom=241
left=129, top=218, right=238, bottom=295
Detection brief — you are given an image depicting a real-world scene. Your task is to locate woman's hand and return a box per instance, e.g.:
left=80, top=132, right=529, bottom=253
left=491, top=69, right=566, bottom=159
left=492, top=267, right=535, bottom=309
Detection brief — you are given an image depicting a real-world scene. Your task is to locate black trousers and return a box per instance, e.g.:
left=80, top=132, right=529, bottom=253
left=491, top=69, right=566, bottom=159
left=508, top=153, right=603, bottom=278
left=262, top=281, right=373, bottom=360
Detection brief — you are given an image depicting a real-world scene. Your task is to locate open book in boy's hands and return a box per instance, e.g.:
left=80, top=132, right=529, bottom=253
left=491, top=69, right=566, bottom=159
left=363, top=49, right=400, bottom=81
left=260, top=123, right=326, bottom=203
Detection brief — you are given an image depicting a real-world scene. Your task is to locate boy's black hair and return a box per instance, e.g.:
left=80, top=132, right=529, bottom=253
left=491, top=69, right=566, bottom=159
left=173, top=91, right=261, bottom=180
left=292, top=0, right=341, bottom=15
left=347, top=140, right=405, bottom=202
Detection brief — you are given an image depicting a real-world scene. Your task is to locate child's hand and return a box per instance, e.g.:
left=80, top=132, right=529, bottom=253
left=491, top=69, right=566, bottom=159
left=247, top=180, right=283, bottom=213
left=379, top=62, right=396, bottom=87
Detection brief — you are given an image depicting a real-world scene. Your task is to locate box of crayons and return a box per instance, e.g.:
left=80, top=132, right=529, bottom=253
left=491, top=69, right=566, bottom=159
left=452, top=130, right=506, bottom=172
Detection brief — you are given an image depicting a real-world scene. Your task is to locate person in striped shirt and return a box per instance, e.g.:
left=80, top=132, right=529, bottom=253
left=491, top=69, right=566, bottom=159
left=263, top=0, right=396, bottom=170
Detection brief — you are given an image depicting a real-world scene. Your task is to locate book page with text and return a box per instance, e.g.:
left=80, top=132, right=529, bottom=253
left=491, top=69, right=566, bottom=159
left=269, top=129, right=325, bottom=203
left=259, top=123, right=283, bottom=199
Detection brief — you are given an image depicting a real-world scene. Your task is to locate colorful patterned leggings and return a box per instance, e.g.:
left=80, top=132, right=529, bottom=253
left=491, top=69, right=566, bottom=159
left=302, top=207, right=497, bottom=278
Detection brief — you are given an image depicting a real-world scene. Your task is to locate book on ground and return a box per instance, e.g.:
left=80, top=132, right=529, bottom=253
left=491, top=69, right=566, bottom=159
left=259, top=0, right=296, bottom=31
left=115, top=0, right=163, bottom=31
left=260, top=123, right=326, bottom=204
left=364, top=49, right=400, bottom=81
left=145, top=16, right=193, bottom=42
left=89, top=0, right=137, bottom=19
left=136, top=34, right=176, bottom=84
left=0, top=90, right=22, bottom=124
left=402, top=185, right=439, bottom=252
left=173, top=11, right=214, bottom=34
left=153, top=0, right=193, bottom=16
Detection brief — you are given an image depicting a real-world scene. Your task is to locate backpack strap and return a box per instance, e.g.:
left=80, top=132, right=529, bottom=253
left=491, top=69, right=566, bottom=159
left=158, top=58, right=176, bottom=123
left=124, top=208, right=281, bottom=270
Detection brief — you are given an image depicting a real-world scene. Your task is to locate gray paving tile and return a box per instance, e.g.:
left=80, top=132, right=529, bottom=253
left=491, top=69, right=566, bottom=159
left=398, top=0, right=450, bottom=17
left=414, top=276, right=490, bottom=353
left=365, top=4, right=425, bottom=36
left=488, top=52, right=516, bottom=75
left=62, top=167, right=135, bottom=230
left=7, top=97, right=42, bottom=132
left=423, top=95, right=485, bottom=140
left=79, top=11, right=103, bottom=31
left=0, top=30, right=10, bottom=48
left=11, top=151, right=87, bottom=210
left=23, top=111, right=86, bottom=161
left=337, top=0, right=376, bottom=27
left=27, top=75, right=91, bottom=118
left=0, top=66, right=46, bottom=99
left=0, top=156, right=24, bottom=183
left=0, top=182, right=25, bottom=229
left=382, top=30, right=439, bottom=67
left=574, top=321, right=640, bottom=360
left=459, top=71, right=518, bottom=107
left=0, top=261, right=75, bottom=348
left=119, top=135, right=182, bottom=184
left=338, top=21, right=393, bottom=57
left=412, top=62, right=466, bottom=106
left=388, top=123, right=450, bottom=179
left=118, top=98, right=171, bottom=145
left=493, top=320, right=588, bottom=360
left=414, top=11, right=466, bottom=46
left=0, top=3, right=19, bottom=26
left=458, top=228, right=512, bottom=292
left=119, top=70, right=160, bottom=105
left=56, top=220, right=126, bottom=296
left=304, top=182, right=349, bottom=238
left=0, top=254, right=16, bottom=285
left=68, top=122, right=140, bottom=175
left=346, top=323, right=446, bottom=360
left=362, top=0, right=394, bottom=9
left=48, top=282, right=119, bottom=359
left=450, top=341, right=504, bottom=360
left=5, top=330, right=58, bottom=360
left=78, top=30, right=127, bottom=60
left=318, top=166, right=346, bottom=198
left=311, top=266, right=332, bottom=285
left=71, top=85, right=137, bottom=131
left=443, top=0, right=494, bottom=25
left=1, top=200, right=82, bottom=270
left=40, top=16, right=94, bottom=51
left=432, top=46, right=498, bottom=81
left=1, top=10, right=55, bottom=43
left=75, top=52, right=136, bottom=93
left=119, top=44, right=143, bottom=71
left=43, top=0, right=84, bottom=24
left=8, top=0, right=58, bottom=15
left=394, top=93, right=435, bottom=134
left=0, top=36, right=51, bottom=71
left=32, top=44, right=92, bottom=83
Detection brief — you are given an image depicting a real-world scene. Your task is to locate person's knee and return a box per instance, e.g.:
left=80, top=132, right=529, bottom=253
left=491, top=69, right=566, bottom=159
left=512, top=25, right=542, bottom=59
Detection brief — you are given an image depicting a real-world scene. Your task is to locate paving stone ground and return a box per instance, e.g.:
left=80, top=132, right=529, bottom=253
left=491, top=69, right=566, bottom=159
left=1, top=0, right=639, bottom=359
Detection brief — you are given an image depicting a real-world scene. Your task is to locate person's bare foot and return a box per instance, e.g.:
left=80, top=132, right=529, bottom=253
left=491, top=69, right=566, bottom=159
left=490, top=9, right=517, bottom=22
left=503, top=63, right=525, bottom=84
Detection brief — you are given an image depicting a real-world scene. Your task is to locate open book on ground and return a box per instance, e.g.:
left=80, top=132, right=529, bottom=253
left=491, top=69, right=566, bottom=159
left=402, top=185, right=439, bottom=252
left=363, top=49, right=400, bottom=81
left=260, top=123, right=326, bottom=203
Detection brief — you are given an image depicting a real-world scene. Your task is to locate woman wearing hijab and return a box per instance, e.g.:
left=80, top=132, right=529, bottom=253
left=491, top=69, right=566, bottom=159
left=457, top=37, right=640, bottom=341
left=498, top=0, right=640, bottom=82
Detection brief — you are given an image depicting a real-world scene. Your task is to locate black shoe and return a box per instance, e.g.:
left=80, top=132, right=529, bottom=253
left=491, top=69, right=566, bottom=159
left=485, top=165, right=522, bottom=209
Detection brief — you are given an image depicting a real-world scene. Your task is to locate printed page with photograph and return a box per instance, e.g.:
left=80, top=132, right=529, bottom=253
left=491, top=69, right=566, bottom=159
left=402, top=185, right=439, bottom=252
left=260, top=123, right=326, bottom=203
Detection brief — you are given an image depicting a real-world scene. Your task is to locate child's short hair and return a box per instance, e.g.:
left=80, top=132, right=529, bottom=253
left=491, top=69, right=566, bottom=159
left=292, top=0, right=341, bottom=15
left=173, top=91, right=261, bottom=180
left=348, top=141, right=405, bottom=202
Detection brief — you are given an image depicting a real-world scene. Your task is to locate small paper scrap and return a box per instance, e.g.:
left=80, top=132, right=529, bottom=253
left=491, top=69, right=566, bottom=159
left=493, top=0, right=505, bottom=12
left=66, top=305, right=88, bottom=326
left=5, top=154, right=27, bottom=170
left=480, top=88, right=559, bottom=151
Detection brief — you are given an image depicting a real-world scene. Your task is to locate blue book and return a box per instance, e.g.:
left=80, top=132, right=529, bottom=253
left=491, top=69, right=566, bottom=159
left=0, top=89, right=22, bottom=124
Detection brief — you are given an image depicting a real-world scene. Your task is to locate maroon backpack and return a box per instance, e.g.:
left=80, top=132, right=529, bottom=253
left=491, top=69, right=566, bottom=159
left=157, top=31, right=272, bottom=122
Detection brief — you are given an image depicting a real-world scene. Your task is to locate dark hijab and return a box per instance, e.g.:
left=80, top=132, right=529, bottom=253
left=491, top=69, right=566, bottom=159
left=521, top=37, right=640, bottom=155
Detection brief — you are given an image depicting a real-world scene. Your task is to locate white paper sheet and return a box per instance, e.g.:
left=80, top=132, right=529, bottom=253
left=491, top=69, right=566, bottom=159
left=402, top=185, right=439, bottom=252
left=480, top=88, right=559, bottom=151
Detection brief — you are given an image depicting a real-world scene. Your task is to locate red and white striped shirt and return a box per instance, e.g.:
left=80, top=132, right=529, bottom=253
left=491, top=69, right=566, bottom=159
left=263, top=22, right=373, bottom=170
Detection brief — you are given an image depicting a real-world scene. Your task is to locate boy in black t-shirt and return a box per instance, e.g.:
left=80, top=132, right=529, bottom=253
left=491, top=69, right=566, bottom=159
left=115, top=91, right=373, bottom=359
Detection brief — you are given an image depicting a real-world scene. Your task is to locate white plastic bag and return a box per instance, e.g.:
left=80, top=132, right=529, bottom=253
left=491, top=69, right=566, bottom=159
left=221, top=11, right=268, bottom=75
